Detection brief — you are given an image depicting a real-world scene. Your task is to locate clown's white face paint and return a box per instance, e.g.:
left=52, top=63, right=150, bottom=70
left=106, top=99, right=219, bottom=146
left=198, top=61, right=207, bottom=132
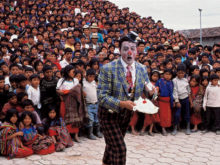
left=120, top=41, right=137, bottom=66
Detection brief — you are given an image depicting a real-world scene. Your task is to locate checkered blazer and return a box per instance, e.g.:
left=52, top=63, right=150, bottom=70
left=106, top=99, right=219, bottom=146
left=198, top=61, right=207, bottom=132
left=97, top=59, right=149, bottom=113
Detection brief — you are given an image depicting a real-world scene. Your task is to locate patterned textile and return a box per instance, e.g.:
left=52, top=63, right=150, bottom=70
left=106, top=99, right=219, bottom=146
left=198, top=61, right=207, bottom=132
left=63, top=84, right=88, bottom=127
left=48, top=118, right=73, bottom=151
left=97, top=59, right=149, bottom=165
left=98, top=107, right=133, bottom=165
left=21, top=126, right=54, bottom=153
left=190, top=86, right=203, bottom=125
left=126, top=65, right=133, bottom=90
left=97, top=59, right=149, bottom=113
left=0, top=123, right=19, bottom=158
left=191, top=86, right=203, bottom=112
left=0, top=122, right=33, bottom=158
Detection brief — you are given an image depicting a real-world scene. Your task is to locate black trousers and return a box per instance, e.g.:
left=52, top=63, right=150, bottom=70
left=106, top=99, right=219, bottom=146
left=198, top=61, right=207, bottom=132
left=206, top=107, right=220, bottom=131
left=98, top=107, right=133, bottom=165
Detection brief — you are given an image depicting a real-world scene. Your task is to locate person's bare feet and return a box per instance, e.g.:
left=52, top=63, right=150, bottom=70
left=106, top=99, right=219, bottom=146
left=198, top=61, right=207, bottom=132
left=131, top=130, right=139, bottom=135
left=74, top=133, right=81, bottom=143
left=140, top=130, right=145, bottom=136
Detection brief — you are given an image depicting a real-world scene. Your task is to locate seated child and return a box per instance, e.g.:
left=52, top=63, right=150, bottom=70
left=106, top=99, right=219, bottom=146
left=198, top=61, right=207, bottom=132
left=21, top=99, right=43, bottom=133
left=19, top=111, right=55, bottom=155
left=2, top=92, right=17, bottom=115
left=43, top=105, right=73, bottom=152
left=0, top=109, right=33, bottom=158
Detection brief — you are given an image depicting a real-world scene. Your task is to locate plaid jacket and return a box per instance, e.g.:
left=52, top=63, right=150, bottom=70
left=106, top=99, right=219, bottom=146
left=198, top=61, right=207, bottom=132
left=97, top=59, right=149, bottom=113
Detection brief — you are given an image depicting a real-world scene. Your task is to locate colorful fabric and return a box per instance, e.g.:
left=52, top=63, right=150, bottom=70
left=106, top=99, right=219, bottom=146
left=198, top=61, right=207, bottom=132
left=98, top=59, right=149, bottom=165
left=156, top=78, right=174, bottom=109
left=126, top=66, right=133, bottom=90
left=47, top=118, right=73, bottom=151
left=190, top=86, right=203, bottom=125
left=48, top=118, right=73, bottom=151
left=21, top=126, right=54, bottom=154
left=158, top=97, right=172, bottom=128
left=63, top=84, right=88, bottom=128
left=98, top=107, right=133, bottom=165
left=97, top=59, right=149, bottom=113
left=143, top=100, right=160, bottom=126
left=0, top=122, right=33, bottom=158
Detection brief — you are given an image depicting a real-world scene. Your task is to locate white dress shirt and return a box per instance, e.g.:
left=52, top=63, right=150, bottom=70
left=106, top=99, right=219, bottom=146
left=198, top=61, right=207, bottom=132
left=120, top=58, right=136, bottom=85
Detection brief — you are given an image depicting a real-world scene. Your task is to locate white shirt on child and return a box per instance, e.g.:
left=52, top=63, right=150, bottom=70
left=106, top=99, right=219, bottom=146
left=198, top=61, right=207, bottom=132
left=26, top=85, right=41, bottom=109
left=203, top=84, right=220, bottom=109
left=173, top=77, right=191, bottom=102
left=56, top=78, right=79, bottom=90
left=83, top=79, right=98, bottom=104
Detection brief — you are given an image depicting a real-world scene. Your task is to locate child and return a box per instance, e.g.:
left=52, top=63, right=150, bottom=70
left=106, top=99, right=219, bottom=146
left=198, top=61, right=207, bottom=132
left=43, top=105, right=73, bottom=151
left=189, top=75, right=202, bottom=132
left=0, top=75, right=9, bottom=114
left=14, top=74, right=28, bottom=94
left=57, top=65, right=87, bottom=143
left=200, top=76, right=209, bottom=129
left=75, top=70, right=83, bottom=84
left=2, top=92, right=17, bottom=115
left=22, top=99, right=42, bottom=129
left=83, top=69, right=102, bottom=140
left=203, top=74, right=220, bottom=135
left=14, top=92, right=27, bottom=112
left=139, top=70, right=160, bottom=136
left=26, top=74, right=41, bottom=117
left=200, top=68, right=209, bottom=78
left=19, top=111, right=55, bottom=155
left=172, top=64, right=191, bottom=135
left=156, top=69, right=174, bottom=136
left=40, top=65, right=59, bottom=119
left=0, top=109, right=33, bottom=158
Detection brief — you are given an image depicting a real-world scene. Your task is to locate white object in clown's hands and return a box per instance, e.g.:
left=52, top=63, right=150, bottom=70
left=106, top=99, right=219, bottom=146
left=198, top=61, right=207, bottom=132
left=133, top=97, right=159, bottom=114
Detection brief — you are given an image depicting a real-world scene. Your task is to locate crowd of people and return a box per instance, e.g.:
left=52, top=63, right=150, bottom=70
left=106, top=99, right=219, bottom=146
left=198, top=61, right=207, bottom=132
left=0, top=0, right=220, bottom=159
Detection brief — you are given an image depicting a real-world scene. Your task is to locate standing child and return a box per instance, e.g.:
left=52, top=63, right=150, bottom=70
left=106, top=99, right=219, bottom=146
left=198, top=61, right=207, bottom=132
left=0, top=109, right=33, bottom=158
left=0, top=75, right=9, bottom=119
left=156, top=69, right=174, bottom=136
left=189, top=75, right=203, bottom=132
left=172, top=64, right=191, bottom=135
left=14, top=74, right=28, bottom=94
left=83, top=69, right=103, bottom=140
left=40, top=65, right=59, bottom=119
left=203, top=74, right=220, bottom=135
left=26, top=74, right=41, bottom=117
left=21, top=99, right=43, bottom=133
left=200, top=76, right=209, bottom=129
left=57, top=65, right=88, bottom=143
left=140, top=70, right=160, bottom=136
left=19, top=111, right=55, bottom=155
left=43, top=105, right=73, bottom=152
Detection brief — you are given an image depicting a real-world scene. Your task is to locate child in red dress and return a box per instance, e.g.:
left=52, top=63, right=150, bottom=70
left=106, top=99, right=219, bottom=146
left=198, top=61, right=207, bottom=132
left=189, top=75, right=203, bottom=132
left=140, top=70, right=160, bottom=136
